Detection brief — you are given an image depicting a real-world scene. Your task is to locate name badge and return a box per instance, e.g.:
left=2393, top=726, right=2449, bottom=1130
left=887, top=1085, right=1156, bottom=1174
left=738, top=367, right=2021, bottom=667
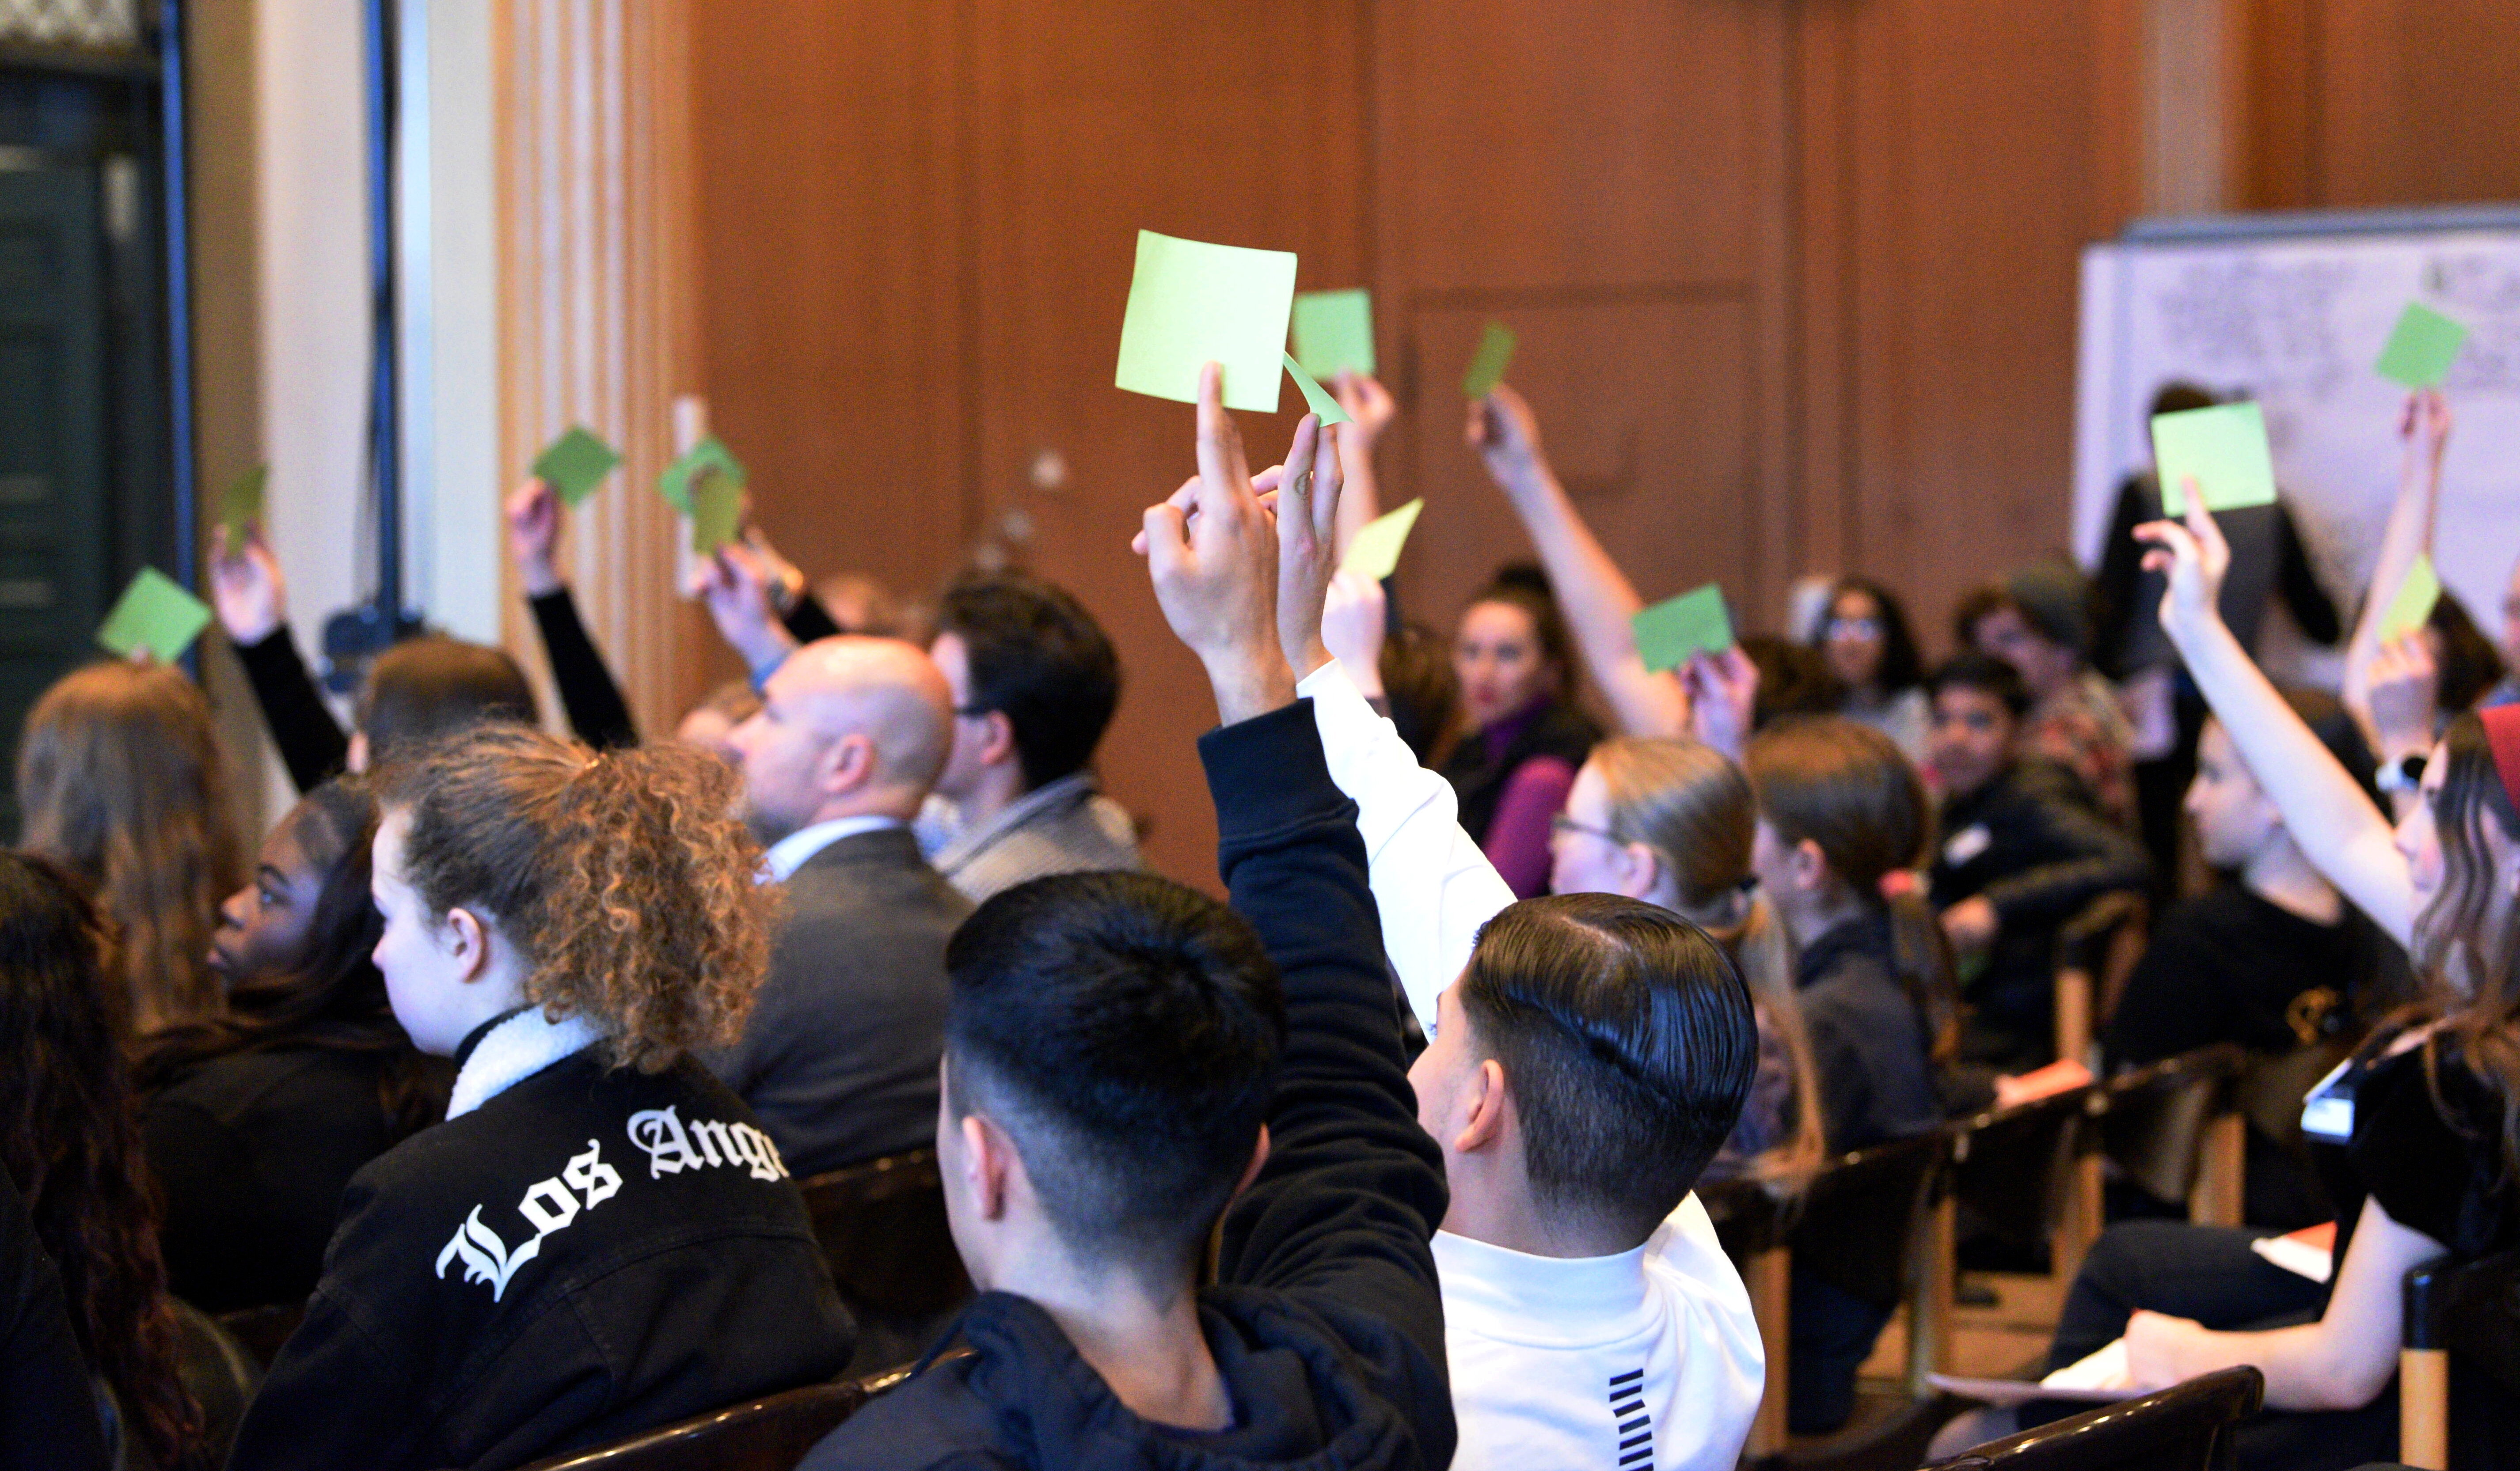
left=1942, top=825, right=1992, bottom=866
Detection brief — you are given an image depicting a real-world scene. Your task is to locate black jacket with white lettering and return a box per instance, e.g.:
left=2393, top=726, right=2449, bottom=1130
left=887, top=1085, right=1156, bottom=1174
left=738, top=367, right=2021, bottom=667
left=224, top=1048, right=855, bottom=1471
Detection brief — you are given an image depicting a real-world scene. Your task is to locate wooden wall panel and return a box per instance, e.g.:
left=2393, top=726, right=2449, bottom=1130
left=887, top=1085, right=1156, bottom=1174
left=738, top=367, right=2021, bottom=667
left=2243, top=0, right=2520, bottom=210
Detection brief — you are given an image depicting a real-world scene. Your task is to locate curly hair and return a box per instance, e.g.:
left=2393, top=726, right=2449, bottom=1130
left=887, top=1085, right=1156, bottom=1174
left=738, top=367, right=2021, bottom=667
left=16, top=660, right=243, bottom=1035
left=378, top=727, right=776, bottom=1071
left=0, top=854, right=205, bottom=1469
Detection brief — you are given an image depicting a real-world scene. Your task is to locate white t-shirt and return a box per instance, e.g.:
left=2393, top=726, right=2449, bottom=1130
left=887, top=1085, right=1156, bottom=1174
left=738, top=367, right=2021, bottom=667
left=1437, top=1196, right=1766, bottom=1471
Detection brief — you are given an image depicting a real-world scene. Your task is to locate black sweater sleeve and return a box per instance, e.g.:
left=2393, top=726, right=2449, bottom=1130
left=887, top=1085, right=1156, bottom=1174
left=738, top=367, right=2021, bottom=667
left=527, top=588, right=639, bottom=749
left=1201, top=701, right=1452, bottom=1448
left=232, top=626, right=350, bottom=794
left=782, top=595, right=843, bottom=645
left=2273, top=505, right=2343, bottom=646
left=0, top=1169, right=107, bottom=1471
left=1982, top=778, right=2154, bottom=929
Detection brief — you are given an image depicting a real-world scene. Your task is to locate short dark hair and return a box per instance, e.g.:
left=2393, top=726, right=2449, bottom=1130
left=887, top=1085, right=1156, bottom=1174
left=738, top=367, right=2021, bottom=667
left=1951, top=583, right=2013, bottom=652
left=1928, top=652, right=2031, bottom=718
left=937, top=574, right=1122, bottom=791
left=357, top=637, right=538, bottom=768
left=1459, top=894, right=1756, bottom=1245
left=1380, top=622, right=1462, bottom=766
left=2150, top=381, right=2218, bottom=419
left=943, top=871, right=1284, bottom=1279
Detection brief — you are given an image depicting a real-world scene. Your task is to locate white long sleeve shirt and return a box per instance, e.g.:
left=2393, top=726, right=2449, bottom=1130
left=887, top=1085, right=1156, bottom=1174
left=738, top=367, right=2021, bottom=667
left=1298, top=659, right=1765, bottom=1470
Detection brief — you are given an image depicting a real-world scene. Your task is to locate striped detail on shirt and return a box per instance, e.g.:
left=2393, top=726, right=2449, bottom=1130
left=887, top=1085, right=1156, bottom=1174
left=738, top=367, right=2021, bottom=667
left=1609, top=1367, right=1653, bottom=1468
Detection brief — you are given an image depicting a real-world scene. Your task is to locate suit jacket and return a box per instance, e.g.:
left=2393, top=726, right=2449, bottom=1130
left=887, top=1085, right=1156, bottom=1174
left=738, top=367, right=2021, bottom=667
left=708, top=827, right=971, bottom=1177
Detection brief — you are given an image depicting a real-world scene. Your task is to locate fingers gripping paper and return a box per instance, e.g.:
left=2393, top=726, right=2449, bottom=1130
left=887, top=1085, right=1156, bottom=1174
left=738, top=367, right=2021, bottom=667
left=1114, top=231, right=1297, bottom=413
left=534, top=426, right=622, bottom=507
left=2150, top=402, right=2278, bottom=516
left=659, top=437, right=745, bottom=516
left=1341, top=499, right=1424, bottom=582
left=1633, top=585, right=1734, bottom=674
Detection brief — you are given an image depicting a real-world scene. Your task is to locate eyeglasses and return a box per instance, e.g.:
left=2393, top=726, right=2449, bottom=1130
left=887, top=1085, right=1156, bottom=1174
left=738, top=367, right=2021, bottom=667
left=952, top=705, right=995, bottom=720
left=1826, top=616, right=1883, bottom=640
left=1549, top=814, right=1620, bottom=843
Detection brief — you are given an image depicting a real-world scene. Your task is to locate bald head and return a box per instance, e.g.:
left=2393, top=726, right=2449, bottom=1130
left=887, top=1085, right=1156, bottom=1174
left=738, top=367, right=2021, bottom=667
left=732, top=636, right=954, bottom=841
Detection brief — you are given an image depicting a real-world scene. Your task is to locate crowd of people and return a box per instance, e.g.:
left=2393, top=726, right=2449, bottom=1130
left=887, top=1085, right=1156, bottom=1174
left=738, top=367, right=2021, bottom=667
left=0, top=359, right=2512, bottom=1471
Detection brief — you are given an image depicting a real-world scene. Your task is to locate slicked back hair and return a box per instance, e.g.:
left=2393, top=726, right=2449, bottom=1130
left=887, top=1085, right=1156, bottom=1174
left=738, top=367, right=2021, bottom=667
left=943, top=871, right=1284, bottom=1281
left=1459, top=893, right=1757, bottom=1244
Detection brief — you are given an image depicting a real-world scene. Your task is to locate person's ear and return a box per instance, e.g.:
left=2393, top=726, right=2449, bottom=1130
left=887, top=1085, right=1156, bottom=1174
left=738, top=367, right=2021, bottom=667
left=1455, top=1058, right=1510, bottom=1155
left=444, top=907, right=494, bottom=983
left=1791, top=837, right=1831, bottom=895
left=962, top=1111, right=1012, bottom=1222
left=979, top=710, right=1019, bottom=770
left=1228, top=1124, right=1272, bottom=1203
left=346, top=730, right=371, bottom=774
left=1616, top=841, right=1662, bottom=901
left=818, top=732, right=877, bottom=798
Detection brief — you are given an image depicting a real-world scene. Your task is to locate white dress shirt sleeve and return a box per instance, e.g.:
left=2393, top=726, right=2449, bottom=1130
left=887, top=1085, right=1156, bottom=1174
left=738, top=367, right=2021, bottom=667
left=1299, top=658, right=1517, bottom=1031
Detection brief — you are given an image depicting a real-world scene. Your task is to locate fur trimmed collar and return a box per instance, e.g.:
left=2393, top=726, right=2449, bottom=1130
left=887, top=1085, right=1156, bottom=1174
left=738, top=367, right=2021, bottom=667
left=446, top=1008, right=604, bottom=1120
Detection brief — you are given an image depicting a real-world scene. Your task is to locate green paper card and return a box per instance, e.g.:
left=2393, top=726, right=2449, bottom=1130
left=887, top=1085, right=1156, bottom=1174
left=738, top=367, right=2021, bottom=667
left=1462, top=321, right=1518, bottom=398
left=1291, top=288, right=1375, bottom=379
left=1633, top=584, right=1733, bottom=674
left=689, top=467, right=743, bottom=555
left=2151, top=402, right=2277, bottom=516
left=97, top=568, right=213, bottom=664
left=533, top=425, right=621, bottom=507
left=1282, top=354, right=1352, bottom=426
left=658, top=436, right=745, bottom=515
left=219, top=464, right=267, bottom=546
left=1113, top=230, right=1298, bottom=414
left=2375, top=302, right=2468, bottom=388
left=1341, top=498, right=1424, bottom=582
left=2377, top=553, right=2443, bottom=643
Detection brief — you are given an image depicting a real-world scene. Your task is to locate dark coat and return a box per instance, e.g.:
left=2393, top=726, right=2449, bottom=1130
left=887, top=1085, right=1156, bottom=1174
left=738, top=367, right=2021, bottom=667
left=0, top=1167, right=105, bottom=1471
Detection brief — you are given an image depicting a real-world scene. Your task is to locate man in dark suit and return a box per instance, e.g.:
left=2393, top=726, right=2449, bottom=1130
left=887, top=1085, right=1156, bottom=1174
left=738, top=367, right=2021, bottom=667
left=715, top=636, right=971, bottom=1177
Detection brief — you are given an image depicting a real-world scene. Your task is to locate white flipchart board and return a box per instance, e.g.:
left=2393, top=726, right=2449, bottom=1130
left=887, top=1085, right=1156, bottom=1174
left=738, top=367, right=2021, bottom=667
left=2074, top=206, right=2520, bottom=656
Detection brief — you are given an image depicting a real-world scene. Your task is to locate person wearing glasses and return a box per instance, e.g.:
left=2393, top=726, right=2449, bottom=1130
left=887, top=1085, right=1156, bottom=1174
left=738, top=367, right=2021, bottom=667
left=1811, top=578, right=1933, bottom=768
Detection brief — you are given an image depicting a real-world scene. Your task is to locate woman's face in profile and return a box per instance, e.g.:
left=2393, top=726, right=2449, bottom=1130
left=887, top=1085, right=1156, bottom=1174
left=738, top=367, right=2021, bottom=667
left=209, top=804, right=327, bottom=986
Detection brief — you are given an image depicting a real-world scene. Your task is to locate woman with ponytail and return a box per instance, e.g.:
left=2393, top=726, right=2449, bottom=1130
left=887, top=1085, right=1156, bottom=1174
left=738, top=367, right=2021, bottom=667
left=225, top=728, right=852, bottom=1471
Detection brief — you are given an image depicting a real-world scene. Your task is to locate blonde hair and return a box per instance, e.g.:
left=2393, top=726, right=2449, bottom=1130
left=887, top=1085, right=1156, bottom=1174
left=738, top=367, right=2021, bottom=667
left=17, top=661, right=242, bottom=1034
left=1590, top=736, right=1828, bottom=1194
left=380, top=727, right=778, bottom=1072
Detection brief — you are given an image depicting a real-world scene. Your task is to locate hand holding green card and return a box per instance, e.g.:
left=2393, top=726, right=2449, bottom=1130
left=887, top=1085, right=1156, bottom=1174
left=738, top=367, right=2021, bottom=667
left=97, top=568, right=213, bottom=664
left=219, top=465, right=267, bottom=547
left=1340, top=498, right=1423, bottom=582
left=2150, top=402, right=2278, bottom=516
left=1113, top=230, right=1298, bottom=414
left=658, top=436, right=745, bottom=515
left=533, top=426, right=622, bottom=507
left=1282, top=354, right=1353, bottom=427
left=1633, top=585, right=1733, bottom=675
left=1462, top=321, right=1518, bottom=399
left=1291, top=288, right=1375, bottom=379
left=2376, top=553, right=2443, bottom=644
left=689, top=467, right=744, bottom=555
left=2375, top=302, right=2467, bottom=389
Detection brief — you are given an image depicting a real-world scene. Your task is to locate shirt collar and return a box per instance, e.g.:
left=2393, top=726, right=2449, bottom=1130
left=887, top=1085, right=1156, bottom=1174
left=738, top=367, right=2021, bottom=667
left=1431, top=1227, right=1652, bottom=1343
left=763, top=814, right=907, bottom=882
left=446, top=1007, right=605, bottom=1119
left=930, top=772, right=1098, bottom=872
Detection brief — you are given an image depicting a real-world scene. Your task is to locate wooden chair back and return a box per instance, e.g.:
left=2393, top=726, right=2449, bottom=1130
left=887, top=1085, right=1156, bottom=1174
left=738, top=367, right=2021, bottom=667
left=1923, top=1366, right=2263, bottom=1471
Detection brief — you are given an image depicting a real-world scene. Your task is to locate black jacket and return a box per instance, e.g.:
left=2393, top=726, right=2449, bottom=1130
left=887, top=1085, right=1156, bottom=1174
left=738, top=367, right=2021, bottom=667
left=801, top=699, right=1455, bottom=1471
left=1796, top=912, right=1944, bottom=1153
left=142, top=1046, right=446, bottom=1315
left=1930, top=760, right=2151, bottom=1069
left=225, top=1043, right=853, bottom=1471
left=0, top=1167, right=105, bottom=1471
left=707, top=826, right=969, bottom=1177
left=525, top=583, right=851, bottom=754
left=1439, top=698, right=1599, bottom=847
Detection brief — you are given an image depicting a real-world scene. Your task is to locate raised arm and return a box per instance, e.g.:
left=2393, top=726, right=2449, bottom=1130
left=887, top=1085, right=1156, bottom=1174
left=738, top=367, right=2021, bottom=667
left=505, top=478, right=639, bottom=749
left=210, top=524, right=348, bottom=792
left=2140, top=495, right=2416, bottom=943
left=2342, top=390, right=2449, bottom=736
left=1327, top=371, right=1395, bottom=557
left=1470, top=384, right=1690, bottom=737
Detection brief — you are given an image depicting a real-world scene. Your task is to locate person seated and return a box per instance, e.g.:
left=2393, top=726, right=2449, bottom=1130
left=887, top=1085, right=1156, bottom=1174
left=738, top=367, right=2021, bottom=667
left=1925, top=654, right=2151, bottom=1072
left=1293, top=450, right=1773, bottom=1463
left=2103, top=692, right=2409, bottom=1230
left=0, top=854, right=205, bottom=1469
left=802, top=372, right=1456, bottom=1471
left=135, top=779, right=452, bottom=1314
left=714, top=637, right=970, bottom=1175
left=1812, top=578, right=1932, bottom=766
left=225, top=729, right=852, bottom=1471
left=1743, top=716, right=1955, bottom=1433
left=1436, top=563, right=1602, bottom=898
left=918, top=572, right=1141, bottom=902
left=210, top=525, right=540, bottom=790
left=1978, top=494, right=2520, bottom=1471
left=17, top=660, right=243, bottom=1034
left=1957, top=563, right=2139, bottom=830
left=0, top=1166, right=109, bottom=1471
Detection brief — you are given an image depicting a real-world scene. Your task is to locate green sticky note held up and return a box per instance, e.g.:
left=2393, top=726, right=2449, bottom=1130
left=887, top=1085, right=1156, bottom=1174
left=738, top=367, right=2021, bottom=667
left=658, top=436, right=745, bottom=515
left=1291, top=288, right=1375, bottom=379
left=97, top=568, right=213, bottom=664
left=2151, top=402, right=2278, bottom=516
left=1282, top=354, right=1352, bottom=426
left=534, top=426, right=621, bottom=507
left=1462, top=321, right=1518, bottom=399
left=2375, top=302, right=2468, bottom=388
left=1341, top=498, right=1424, bottom=582
left=218, top=464, right=267, bottom=546
left=2377, top=554, right=2443, bottom=644
left=689, top=467, right=744, bottom=555
left=1113, top=230, right=1298, bottom=414
left=1633, top=584, right=1734, bottom=675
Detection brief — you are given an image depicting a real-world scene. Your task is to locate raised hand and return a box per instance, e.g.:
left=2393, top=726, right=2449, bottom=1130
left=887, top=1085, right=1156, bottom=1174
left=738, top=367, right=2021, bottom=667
left=209, top=523, right=288, bottom=645
left=2365, top=632, right=2440, bottom=764
left=1465, top=383, right=1550, bottom=494
left=2135, top=488, right=2231, bottom=652
left=1137, top=363, right=1295, bottom=725
left=1683, top=645, right=1760, bottom=761
left=1275, top=414, right=1344, bottom=681
left=690, top=539, right=799, bottom=679
left=1330, top=372, right=1396, bottom=451
left=1320, top=570, right=1389, bottom=699
left=503, top=478, right=563, bottom=598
